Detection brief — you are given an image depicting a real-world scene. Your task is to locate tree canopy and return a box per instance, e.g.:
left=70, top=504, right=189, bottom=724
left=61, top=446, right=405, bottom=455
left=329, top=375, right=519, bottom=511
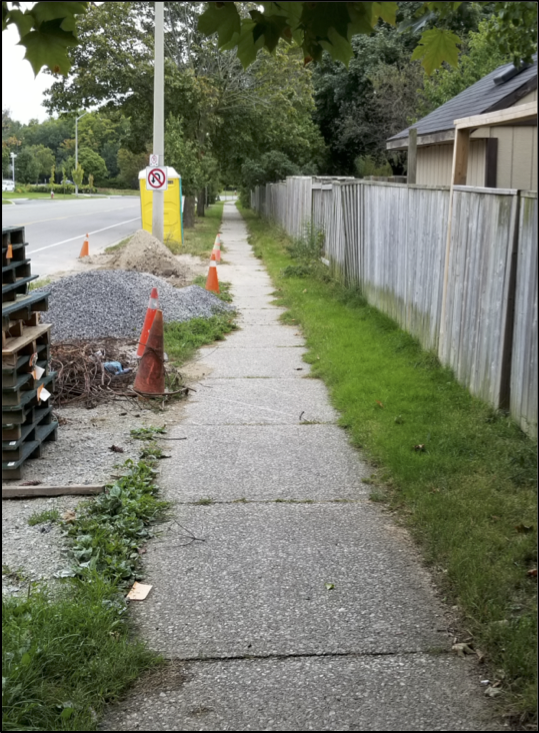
left=198, top=1, right=537, bottom=73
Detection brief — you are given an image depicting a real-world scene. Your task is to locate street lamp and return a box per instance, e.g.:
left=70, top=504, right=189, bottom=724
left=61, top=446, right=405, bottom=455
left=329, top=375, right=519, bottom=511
left=75, top=110, right=88, bottom=196
left=10, top=151, right=17, bottom=187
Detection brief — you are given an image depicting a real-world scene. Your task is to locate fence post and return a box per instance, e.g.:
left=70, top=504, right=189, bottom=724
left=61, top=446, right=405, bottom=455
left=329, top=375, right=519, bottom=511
left=408, top=128, right=417, bottom=185
left=498, top=193, right=521, bottom=409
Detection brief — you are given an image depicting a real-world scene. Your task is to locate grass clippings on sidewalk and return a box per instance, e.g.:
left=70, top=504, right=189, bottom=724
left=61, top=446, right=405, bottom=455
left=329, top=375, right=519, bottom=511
left=239, top=205, right=538, bottom=727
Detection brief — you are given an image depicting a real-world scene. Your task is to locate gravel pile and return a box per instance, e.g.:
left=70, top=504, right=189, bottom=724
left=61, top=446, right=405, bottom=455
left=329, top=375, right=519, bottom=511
left=37, top=270, right=234, bottom=341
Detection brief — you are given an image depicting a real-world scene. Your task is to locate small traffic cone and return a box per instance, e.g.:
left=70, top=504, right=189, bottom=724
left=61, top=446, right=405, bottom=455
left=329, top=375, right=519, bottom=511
left=136, top=287, right=159, bottom=357
left=205, top=252, right=220, bottom=293
left=212, top=234, right=221, bottom=263
left=133, top=310, right=165, bottom=394
left=79, top=234, right=89, bottom=258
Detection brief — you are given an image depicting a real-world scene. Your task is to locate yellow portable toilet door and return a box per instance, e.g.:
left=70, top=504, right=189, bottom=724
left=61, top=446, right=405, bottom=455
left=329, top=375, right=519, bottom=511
left=139, top=166, right=183, bottom=245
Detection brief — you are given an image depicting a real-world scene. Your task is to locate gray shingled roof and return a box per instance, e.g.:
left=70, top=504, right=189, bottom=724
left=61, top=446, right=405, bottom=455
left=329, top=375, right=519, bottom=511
left=388, top=55, right=537, bottom=144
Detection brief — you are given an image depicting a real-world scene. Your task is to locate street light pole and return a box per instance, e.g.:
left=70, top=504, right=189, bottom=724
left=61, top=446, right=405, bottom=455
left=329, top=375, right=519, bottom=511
left=152, top=1, right=164, bottom=242
left=10, top=152, right=17, bottom=187
left=75, top=111, right=88, bottom=196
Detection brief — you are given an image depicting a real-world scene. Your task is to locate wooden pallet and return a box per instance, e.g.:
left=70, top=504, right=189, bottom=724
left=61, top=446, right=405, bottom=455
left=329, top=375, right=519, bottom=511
left=3, top=226, right=59, bottom=480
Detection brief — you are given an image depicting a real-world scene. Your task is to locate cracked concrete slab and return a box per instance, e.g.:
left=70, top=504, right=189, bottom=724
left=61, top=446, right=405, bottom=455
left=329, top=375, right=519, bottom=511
left=219, top=325, right=305, bottom=348
left=104, top=655, right=496, bottom=732
left=159, top=424, right=368, bottom=501
left=129, top=503, right=447, bottom=659
left=181, top=378, right=338, bottom=425
left=196, top=345, right=311, bottom=378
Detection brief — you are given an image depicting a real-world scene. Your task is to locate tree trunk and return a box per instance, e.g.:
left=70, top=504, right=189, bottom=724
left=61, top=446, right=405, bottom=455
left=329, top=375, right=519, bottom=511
left=197, top=188, right=205, bottom=217
left=183, top=195, right=195, bottom=228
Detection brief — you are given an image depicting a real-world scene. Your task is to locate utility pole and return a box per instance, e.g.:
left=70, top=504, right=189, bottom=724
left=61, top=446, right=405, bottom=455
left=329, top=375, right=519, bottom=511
left=152, top=1, right=164, bottom=242
left=75, top=111, right=88, bottom=196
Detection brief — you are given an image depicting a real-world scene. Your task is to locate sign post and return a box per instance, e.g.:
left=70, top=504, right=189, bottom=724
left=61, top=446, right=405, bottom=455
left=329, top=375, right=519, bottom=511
left=152, top=3, right=164, bottom=242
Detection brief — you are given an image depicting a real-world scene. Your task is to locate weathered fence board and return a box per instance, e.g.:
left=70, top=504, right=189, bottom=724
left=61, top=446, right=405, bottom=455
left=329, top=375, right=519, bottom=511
left=440, top=187, right=519, bottom=407
left=511, top=192, right=538, bottom=437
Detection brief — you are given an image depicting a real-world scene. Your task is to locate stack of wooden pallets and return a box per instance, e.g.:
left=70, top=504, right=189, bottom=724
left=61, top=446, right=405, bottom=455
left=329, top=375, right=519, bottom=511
left=2, top=226, right=58, bottom=480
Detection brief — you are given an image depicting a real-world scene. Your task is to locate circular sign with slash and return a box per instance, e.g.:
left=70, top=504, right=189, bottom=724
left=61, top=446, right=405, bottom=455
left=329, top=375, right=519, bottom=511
left=146, top=166, right=168, bottom=191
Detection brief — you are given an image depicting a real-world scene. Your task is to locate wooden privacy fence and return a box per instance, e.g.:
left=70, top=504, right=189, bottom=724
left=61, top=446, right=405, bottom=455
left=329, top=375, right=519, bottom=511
left=251, top=178, right=537, bottom=437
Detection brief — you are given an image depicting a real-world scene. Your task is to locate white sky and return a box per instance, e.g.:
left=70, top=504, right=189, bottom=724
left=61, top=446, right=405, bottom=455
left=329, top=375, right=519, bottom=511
left=2, top=24, right=53, bottom=123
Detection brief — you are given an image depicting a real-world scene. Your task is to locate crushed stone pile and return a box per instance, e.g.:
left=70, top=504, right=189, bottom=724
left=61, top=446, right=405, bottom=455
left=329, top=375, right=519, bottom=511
left=109, top=229, right=184, bottom=278
left=36, top=270, right=234, bottom=342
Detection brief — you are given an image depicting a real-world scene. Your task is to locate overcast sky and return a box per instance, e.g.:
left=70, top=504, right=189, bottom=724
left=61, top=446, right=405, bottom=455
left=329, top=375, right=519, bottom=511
left=2, top=24, right=55, bottom=124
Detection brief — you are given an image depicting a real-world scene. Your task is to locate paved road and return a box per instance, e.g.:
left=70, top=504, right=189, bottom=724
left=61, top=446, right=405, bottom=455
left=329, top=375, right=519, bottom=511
left=104, top=204, right=497, bottom=732
left=2, top=196, right=141, bottom=277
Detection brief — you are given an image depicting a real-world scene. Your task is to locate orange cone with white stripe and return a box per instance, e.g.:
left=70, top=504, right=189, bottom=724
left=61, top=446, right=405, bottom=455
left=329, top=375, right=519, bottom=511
left=79, top=233, right=89, bottom=257
left=212, top=234, right=221, bottom=263
left=205, top=252, right=219, bottom=293
left=137, top=287, right=160, bottom=357
left=134, top=310, right=165, bottom=394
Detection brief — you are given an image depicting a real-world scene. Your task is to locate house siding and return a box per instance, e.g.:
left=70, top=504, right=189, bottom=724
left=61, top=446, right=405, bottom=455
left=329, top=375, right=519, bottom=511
left=415, top=126, right=537, bottom=190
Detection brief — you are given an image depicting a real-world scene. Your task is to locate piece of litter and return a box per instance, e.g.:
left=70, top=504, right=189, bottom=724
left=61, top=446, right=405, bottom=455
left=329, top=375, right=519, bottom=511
left=480, top=680, right=490, bottom=685
left=127, top=582, right=152, bottom=601
left=452, top=642, right=474, bottom=657
left=325, top=583, right=335, bottom=590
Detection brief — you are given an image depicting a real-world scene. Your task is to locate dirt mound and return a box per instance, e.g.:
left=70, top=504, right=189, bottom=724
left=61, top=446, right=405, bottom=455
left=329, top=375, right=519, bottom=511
left=110, top=229, right=183, bottom=279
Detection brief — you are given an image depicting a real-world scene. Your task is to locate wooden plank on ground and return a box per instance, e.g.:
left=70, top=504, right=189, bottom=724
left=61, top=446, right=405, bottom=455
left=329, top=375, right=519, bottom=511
left=2, top=484, right=105, bottom=498
left=2, top=324, right=51, bottom=356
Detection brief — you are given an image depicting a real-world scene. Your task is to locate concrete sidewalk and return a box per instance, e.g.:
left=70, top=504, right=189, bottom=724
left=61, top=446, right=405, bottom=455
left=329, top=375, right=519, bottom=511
left=104, top=204, right=496, bottom=731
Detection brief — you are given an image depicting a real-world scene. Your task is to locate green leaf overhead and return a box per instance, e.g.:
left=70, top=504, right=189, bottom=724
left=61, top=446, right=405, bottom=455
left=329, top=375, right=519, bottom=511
left=2, top=0, right=89, bottom=75
left=197, top=1, right=241, bottom=46
left=411, top=28, right=461, bottom=74
left=20, top=20, right=81, bottom=76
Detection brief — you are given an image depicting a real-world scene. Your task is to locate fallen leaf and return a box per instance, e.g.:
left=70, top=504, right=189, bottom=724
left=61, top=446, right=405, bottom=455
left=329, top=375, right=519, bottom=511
left=527, top=568, right=537, bottom=577
left=325, top=583, right=335, bottom=590
left=515, top=523, right=534, bottom=534
left=137, top=546, right=147, bottom=555
left=452, top=642, right=474, bottom=657
left=20, top=480, right=42, bottom=486
left=302, top=289, right=307, bottom=293
left=109, top=445, right=125, bottom=453
left=484, top=686, right=502, bottom=698
left=62, top=510, right=76, bottom=523
left=376, top=400, right=384, bottom=408
left=119, top=412, right=127, bottom=417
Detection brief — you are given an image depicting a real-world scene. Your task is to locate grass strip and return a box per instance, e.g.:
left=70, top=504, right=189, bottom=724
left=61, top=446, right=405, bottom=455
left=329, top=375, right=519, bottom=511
left=2, top=448, right=169, bottom=730
left=239, top=205, right=537, bottom=725
left=164, top=312, right=237, bottom=365
left=172, top=202, right=224, bottom=257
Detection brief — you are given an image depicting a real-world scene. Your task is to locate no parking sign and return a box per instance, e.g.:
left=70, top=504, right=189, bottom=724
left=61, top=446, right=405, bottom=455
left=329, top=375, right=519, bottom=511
left=146, top=166, right=168, bottom=191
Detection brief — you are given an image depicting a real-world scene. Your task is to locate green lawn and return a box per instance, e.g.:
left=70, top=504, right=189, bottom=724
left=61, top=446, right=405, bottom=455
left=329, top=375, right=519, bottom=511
left=239, top=205, right=538, bottom=726
left=173, top=201, right=224, bottom=257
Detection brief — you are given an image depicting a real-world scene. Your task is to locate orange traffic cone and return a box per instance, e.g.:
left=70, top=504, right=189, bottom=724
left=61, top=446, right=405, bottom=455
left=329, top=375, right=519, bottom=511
left=133, top=309, right=165, bottom=395
left=205, top=252, right=220, bottom=293
left=79, top=234, right=89, bottom=258
left=212, top=234, right=221, bottom=263
left=137, top=287, right=160, bottom=357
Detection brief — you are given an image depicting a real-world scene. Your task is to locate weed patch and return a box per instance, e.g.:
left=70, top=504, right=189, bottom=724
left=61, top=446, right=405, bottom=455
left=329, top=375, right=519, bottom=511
left=164, top=313, right=237, bottom=365
left=27, top=509, right=60, bottom=526
left=239, top=204, right=538, bottom=722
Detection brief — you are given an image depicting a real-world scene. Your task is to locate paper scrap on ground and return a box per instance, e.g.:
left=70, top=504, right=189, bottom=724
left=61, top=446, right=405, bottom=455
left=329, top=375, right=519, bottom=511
left=127, top=582, right=152, bottom=600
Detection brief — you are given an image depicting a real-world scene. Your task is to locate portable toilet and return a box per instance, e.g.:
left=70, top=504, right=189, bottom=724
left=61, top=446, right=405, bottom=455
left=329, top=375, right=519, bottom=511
left=139, top=166, right=183, bottom=245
